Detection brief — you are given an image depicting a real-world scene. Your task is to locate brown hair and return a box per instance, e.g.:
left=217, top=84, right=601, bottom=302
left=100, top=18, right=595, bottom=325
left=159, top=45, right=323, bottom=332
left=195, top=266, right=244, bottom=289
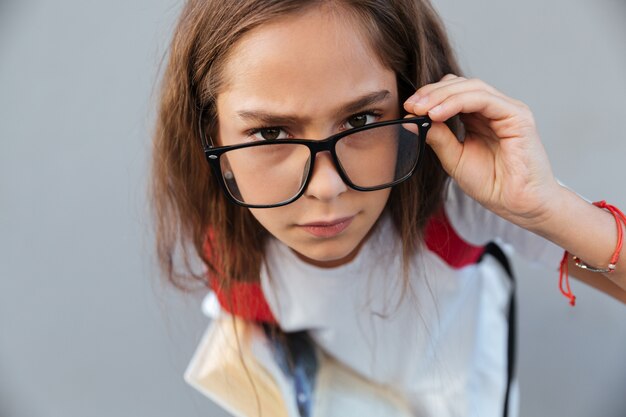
left=151, top=0, right=462, bottom=291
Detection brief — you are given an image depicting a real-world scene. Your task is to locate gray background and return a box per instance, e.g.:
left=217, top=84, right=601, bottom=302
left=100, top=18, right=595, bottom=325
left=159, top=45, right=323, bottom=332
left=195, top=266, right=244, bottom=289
left=1, top=0, right=624, bottom=416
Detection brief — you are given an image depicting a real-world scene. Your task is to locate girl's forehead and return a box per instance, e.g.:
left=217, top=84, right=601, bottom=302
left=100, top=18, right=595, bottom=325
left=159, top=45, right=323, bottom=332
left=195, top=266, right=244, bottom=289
left=217, top=6, right=396, bottom=118
left=222, top=5, right=380, bottom=75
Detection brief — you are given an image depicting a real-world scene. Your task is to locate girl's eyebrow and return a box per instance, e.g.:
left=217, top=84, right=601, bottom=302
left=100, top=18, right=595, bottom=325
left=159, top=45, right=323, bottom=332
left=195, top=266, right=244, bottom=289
left=236, top=90, right=392, bottom=125
left=236, top=111, right=306, bottom=126
left=341, top=90, right=391, bottom=115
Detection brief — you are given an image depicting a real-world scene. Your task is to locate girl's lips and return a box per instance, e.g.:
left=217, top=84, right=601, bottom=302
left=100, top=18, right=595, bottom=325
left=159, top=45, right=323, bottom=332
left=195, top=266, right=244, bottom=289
left=298, top=216, right=354, bottom=238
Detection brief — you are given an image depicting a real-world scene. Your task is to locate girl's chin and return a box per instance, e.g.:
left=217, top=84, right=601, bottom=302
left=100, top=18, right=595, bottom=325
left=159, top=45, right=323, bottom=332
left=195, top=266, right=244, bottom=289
left=290, top=241, right=365, bottom=269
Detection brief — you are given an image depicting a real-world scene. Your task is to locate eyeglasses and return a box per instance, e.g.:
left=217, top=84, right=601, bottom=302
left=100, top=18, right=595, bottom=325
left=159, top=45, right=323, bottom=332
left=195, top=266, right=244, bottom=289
left=200, top=116, right=431, bottom=208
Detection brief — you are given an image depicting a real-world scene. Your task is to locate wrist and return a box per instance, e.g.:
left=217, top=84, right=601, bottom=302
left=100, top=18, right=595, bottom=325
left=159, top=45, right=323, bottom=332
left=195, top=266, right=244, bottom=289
left=498, top=179, right=567, bottom=234
left=520, top=183, right=576, bottom=238
left=526, top=185, right=623, bottom=273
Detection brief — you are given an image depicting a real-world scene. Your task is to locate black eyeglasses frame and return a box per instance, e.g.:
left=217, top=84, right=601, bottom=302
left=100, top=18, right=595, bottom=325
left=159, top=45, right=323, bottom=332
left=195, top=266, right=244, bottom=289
left=199, top=116, right=431, bottom=208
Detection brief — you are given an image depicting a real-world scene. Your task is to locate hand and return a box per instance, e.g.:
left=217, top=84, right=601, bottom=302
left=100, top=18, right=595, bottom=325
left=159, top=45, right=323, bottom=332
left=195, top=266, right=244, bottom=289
left=404, top=74, right=560, bottom=228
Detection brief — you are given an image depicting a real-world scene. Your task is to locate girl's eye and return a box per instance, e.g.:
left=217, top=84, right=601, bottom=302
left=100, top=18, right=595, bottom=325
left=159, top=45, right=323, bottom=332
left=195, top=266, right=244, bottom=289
left=344, top=113, right=378, bottom=129
left=251, top=127, right=288, bottom=141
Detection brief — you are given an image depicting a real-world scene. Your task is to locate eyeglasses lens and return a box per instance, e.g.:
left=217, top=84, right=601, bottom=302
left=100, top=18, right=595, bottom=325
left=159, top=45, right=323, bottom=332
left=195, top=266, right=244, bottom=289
left=218, top=122, right=420, bottom=206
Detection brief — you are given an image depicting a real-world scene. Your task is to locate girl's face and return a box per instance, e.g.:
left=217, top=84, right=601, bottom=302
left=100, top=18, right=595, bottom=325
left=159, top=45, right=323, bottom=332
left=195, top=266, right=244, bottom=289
left=216, top=5, right=399, bottom=268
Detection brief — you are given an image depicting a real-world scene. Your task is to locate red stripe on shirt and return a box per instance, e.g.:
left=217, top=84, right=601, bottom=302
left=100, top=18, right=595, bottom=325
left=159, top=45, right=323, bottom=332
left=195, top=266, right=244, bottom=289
left=208, top=211, right=484, bottom=323
left=210, top=276, right=277, bottom=323
left=424, top=209, right=485, bottom=268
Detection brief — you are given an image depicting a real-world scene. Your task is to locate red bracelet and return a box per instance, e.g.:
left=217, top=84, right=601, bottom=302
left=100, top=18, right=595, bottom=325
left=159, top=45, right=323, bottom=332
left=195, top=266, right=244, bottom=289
left=559, top=201, right=626, bottom=306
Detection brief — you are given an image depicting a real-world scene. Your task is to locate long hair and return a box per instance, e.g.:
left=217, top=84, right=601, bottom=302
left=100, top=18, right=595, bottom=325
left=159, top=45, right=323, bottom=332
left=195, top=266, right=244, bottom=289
left=151, top=0, right=462, bottom=291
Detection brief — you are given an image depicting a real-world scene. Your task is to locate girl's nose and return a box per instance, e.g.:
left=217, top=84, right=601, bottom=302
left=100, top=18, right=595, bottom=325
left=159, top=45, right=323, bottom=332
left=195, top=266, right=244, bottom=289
left=303, top=151, right=348, bottom=201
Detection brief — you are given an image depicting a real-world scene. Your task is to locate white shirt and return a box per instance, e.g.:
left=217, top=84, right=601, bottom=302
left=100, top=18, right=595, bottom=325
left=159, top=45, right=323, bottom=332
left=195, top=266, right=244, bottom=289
left=256, top=181, right=563, bottom=417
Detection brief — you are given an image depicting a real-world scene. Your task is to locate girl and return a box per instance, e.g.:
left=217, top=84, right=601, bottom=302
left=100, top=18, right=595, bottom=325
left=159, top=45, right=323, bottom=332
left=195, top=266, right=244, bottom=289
left=151, top=0, right=626, bottom=416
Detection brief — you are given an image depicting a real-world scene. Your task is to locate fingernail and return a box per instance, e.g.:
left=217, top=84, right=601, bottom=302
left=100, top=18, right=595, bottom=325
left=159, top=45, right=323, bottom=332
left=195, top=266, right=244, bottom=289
left=405, top=95, right=419, bottom=105
left=407, top=94, right=428, bottom=106
left=429, top=104, right=443, bottom=115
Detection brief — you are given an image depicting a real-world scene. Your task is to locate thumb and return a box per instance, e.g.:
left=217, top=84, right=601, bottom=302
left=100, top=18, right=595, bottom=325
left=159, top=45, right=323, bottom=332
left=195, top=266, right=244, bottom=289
left=425, top=122, right=463, bottom=177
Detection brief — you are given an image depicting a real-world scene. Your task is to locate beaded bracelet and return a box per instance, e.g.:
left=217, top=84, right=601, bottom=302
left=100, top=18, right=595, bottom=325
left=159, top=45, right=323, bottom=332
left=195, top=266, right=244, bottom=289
left=558, top=201, right=626, bottom=306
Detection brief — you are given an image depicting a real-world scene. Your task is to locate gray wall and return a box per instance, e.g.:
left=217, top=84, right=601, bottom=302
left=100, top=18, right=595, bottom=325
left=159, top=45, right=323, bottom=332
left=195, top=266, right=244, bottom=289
left=1, top=1, right=624, bottom=416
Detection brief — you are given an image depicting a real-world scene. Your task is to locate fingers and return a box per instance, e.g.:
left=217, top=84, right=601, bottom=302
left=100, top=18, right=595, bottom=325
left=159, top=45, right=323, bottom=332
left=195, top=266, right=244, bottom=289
left=403, top=75, right=528, bottom=124
left=411, top=75, right=504, bottom=102
left=426, top=90, right=523, bottom=123
left=401, top=114, right=463, bottom=176
left=423, top=121, right=463, bottom=178
left=411, top=75, right=467, bottom=99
